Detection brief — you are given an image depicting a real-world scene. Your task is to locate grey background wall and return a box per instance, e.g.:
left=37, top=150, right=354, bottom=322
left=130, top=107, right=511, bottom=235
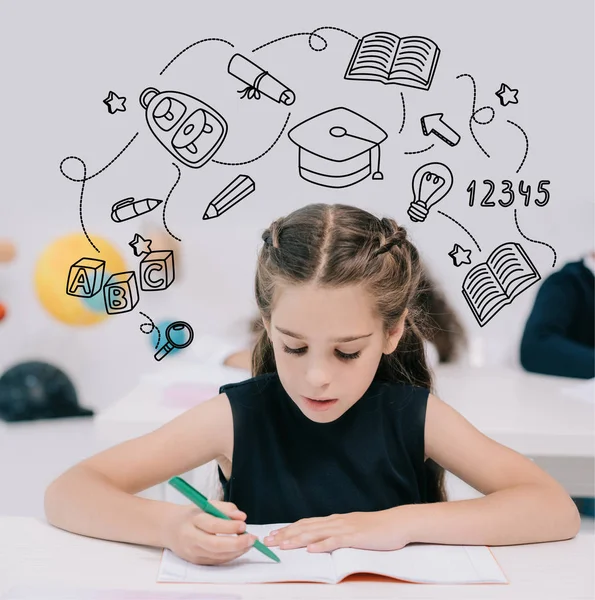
left=0, top=0, right=593, bottom=411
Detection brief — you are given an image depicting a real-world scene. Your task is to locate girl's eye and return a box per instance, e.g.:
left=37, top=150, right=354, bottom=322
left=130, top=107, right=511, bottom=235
left=282, top=344, right=360, bottom=360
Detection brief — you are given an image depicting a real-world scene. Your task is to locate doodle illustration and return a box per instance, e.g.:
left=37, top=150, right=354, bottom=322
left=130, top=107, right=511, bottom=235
left=462, top=242, right=540, bottom=327
left=139, top=87, right=228, bottom=169
left=139, top=311, right=161, bottom=349
left=154, top=320, right=195, bottom=361
left=203, top=174, right=256, bottom=220
left=420, top=113, right=460, bottom=147
left=514, top=208, right=557, bottom=267
left=103, top=271, right=140, bottom=315
left=506, top=120, right=529, bottom=173
left=103, top=91, right=126, bottom=114
left=407, top=162, right=453, bottom=223
left=228, top=54, right=295, bottom=105
left=111, top=198, right=163, bottom=223
left=129, top=234, right=152, bottom=257
left=438, top=211, right=482, bottom=252
left=60, top=133, right=139, bottom=252
left=52, top=20, right=545, bottom=359
left=140, top=250, right=175, bottom=292
left=288, top=107, right=387, bottom=188
left=448, top=244, right=472, bottom=267
left=456, top=73, right=496, bottom=159
left=495, top=83, right=519, bottom=107
left=66, top=258, right=105, bottom=298
left=344, top=31, right=440, bottom=91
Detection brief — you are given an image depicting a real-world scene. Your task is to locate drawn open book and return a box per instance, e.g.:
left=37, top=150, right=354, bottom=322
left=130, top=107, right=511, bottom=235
left=158, top=523, right=507, bottom=584
left=344, top=31, right=440, bottom=91
left=462, top=242, right=541, bottom=327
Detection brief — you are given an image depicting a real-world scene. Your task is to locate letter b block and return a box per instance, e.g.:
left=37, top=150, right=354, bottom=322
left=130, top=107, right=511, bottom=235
left=140, top=250, right=175, bottom=291
left=103, top=271, right=139, bottom=314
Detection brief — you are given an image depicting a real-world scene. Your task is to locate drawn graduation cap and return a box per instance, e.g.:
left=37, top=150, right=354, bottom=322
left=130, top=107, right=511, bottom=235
left=288, top=107, right=387, bottom=189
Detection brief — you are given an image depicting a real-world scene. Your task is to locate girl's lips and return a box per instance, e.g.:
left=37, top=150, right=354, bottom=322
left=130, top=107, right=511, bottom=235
left=302, top=396, right=339, bottom=411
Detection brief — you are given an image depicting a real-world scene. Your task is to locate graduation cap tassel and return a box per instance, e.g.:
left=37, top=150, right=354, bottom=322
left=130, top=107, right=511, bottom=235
left=339, top=129, right=384, bottom=182
left=371, top=144, right=383, bottom=180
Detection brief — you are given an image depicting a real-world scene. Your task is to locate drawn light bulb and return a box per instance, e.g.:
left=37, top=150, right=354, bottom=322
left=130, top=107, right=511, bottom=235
left=407, top=162, right=454, bottom=223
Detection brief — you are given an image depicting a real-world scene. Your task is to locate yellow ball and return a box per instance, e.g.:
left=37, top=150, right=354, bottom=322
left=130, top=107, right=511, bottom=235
left=35, top=233, right=127, bottom=326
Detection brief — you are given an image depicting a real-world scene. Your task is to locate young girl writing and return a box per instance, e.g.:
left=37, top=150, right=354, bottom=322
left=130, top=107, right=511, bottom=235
left=45, top=203, right=580, bottom=566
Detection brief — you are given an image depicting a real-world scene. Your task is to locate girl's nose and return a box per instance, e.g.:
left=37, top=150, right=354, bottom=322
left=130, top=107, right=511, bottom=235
left=305, top=363, right=331, bottom=390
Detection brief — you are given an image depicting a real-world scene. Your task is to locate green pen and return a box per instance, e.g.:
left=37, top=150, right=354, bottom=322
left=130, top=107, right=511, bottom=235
left=168, top=476, right=281, bottom=563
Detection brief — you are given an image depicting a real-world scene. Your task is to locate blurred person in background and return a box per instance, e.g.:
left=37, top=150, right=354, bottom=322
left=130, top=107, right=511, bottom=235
left=519, top=250, right=594, bottom=518
left=520, top=251, right=594, bottom=380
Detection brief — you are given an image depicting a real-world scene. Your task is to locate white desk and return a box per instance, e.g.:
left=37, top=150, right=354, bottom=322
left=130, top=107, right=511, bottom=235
left=433, top=365, right=594, bottom=457
left=95, top=364, right=594, bottom=499
left=1, top=517, right=593, bottom=599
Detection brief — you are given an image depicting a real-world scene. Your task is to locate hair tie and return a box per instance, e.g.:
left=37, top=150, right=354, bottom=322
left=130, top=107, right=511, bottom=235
left=374, top=239, right=400, bottom=257
left=262, top=232, right=273, bottom=247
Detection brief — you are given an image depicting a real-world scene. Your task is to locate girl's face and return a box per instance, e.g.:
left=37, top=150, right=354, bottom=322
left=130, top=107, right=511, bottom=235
left=264, top=283, right=406, bottom=423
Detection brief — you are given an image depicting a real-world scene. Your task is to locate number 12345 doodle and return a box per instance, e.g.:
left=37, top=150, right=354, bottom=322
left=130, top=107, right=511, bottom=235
left=467, top=180, right=551, bottom=207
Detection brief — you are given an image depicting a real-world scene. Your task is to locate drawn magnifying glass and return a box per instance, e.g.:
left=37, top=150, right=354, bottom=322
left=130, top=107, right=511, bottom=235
left=154, top=321, right=195, bottom=361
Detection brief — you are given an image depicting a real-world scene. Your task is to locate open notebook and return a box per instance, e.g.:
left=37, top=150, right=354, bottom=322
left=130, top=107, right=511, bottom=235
left=158, top=523, right=508, bottom=585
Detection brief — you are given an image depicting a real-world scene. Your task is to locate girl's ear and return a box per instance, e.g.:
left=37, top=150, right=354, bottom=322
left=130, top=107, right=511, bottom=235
left=384, top=309, right=408, bottom=354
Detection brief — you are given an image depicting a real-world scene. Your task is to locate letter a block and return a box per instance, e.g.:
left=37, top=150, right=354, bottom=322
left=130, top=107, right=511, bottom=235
left=103, top=271, right=140, bottom=314
left=66, top=258, right=105, bottom=297
left=140, top=250, right=175, bottom=291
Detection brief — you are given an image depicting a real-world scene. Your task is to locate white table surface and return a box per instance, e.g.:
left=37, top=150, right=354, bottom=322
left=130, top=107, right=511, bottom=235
left=95, top=363, right=594, bottom=459
left=1, top=517, right=593, bottom=600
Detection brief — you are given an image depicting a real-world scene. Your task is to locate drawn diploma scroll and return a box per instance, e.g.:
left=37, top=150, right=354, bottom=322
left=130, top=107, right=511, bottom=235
left=228, top=54, right=296, bottom=106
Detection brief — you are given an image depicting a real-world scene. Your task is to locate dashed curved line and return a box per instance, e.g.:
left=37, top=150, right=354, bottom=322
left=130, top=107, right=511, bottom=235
left=59, top=133, right=139, bottom=183
left=160, top=38, right=234, bottom=75
left=437, top=211, right=482, bottom=252
left=252, top=26, right=358, bottom=53
left=213, top=113, right=291, bottom=165
left=404, top=143, right=434, bottom=155
left=163, top=163, right=182, bottom=242
left=59, top=132, right=139, bottom=253
left=514, top=209, right=556, bottom=267
left=398, top=92, right=406, bottom=134
left=252, top=32, right=322, bottom=53
left=139, top=311, right=161, bottom=349
left=468, top=113, right=491, bottom=158
left=456, top=73, right=494, bottom=159
left=507, top=120, right=529, bottom=173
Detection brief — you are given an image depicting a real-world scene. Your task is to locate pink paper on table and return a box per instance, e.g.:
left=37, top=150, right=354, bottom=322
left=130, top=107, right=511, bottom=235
left=2, top=585, right=241, bottom=599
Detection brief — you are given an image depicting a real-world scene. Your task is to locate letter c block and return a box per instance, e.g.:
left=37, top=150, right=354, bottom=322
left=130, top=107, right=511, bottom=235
left=140, top=250, right=175, bottom=291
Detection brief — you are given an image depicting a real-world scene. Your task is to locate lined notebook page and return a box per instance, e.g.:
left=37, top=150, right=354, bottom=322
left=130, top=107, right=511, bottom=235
left=333, top=544, right=508, bottom=584
left=158, top=523, right=336, bottom=584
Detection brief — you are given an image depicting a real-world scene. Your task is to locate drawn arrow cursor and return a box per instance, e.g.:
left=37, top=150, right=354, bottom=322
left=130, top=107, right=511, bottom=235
left=420, top=113, right=461, bottom=147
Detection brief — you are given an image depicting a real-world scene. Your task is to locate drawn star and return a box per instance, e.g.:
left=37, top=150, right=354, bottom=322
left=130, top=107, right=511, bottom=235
left=103, top=90, right=127, bottom=114
left=448, top=243, right=472, bottom=267
left=129, top=233, right=152, bottom=257
left=495, top=83, right=519, bottom=107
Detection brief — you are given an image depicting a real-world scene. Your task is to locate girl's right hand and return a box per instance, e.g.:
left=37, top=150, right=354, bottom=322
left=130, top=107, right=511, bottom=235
left=163, top=500, right=258, bottom=565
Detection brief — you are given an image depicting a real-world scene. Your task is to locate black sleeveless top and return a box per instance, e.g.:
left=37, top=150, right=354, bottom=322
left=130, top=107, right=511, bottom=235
left=217, top=371, right=433, bottom=524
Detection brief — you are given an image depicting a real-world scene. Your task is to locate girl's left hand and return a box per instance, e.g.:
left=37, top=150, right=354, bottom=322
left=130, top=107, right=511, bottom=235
left=262, top=509, right=411, bottom=553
